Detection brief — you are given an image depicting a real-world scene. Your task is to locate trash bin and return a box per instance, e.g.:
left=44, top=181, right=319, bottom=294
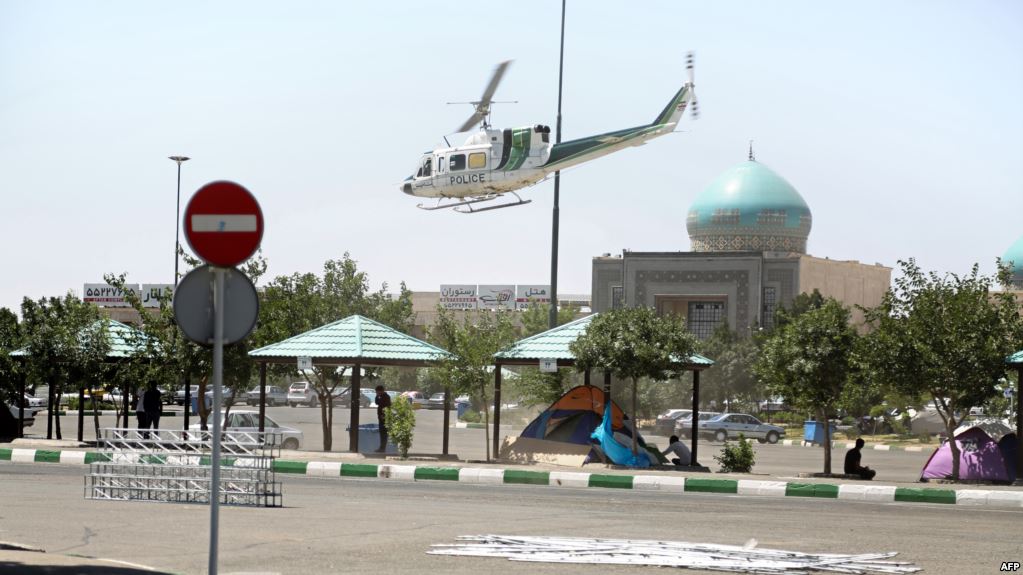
left=803, top=420, right=836, bottom=445
left=190, top=395, right=212, bottom=415
left=455, top=401, right=470, bottom=420
left=346, top=423, right=397, bottom=454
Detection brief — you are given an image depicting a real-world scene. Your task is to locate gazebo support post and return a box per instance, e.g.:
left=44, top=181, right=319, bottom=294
left=603, top=370, right=611, bottom=396
left=584, top=369, right=590, bottom=387
left=258, top=363, right=267, bottom=433
left=442, top=387, right=450, bottom=455
left=123, top=386, right=131, bottom=429
left=691, top=370, right=700, bottom=466
left=350, top=362, right=361, bottom=453
left=1016, top=366, right=1022, bottom=485
left=18, top=371, right=26, bottom=439
left=77, top=386, right=85, bottom=442
left=183, top=374, right=191, bottom=434
left=493, top=363, right=502, bottom=461
left=46, top=382, right=54, bottom=439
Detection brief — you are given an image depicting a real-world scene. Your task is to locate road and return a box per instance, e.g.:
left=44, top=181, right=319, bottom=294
left=1, top=463, right=1019, bottom=574
left=30, top=405, right=935, bottom=483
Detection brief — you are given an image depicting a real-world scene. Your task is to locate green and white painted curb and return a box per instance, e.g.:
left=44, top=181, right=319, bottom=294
left=3, top=447, right=1021, bottom=509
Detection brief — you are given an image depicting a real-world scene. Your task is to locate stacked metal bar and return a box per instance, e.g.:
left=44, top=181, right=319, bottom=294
left=429, top=535, right=922, bottom=574
left=85, top=428, right=283, bottom=507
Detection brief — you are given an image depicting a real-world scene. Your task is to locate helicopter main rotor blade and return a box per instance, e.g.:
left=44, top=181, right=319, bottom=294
left=454, top=60, right=512, bottom=133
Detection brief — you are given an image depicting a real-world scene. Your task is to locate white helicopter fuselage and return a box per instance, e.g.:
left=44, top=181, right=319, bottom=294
left=403, top=126, right=553, bottom=199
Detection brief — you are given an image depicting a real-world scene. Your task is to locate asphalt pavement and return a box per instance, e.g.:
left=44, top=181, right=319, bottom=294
left=1, top=463, right=1019, bottom=574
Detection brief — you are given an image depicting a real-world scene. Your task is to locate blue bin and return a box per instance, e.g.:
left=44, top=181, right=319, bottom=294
left=455, top=401, right=470, bottom=419
left=190, top=395, right=212, bottom=415
left=346, top=423, right=397, bottom=454
left=803, top=420, right=836, bottom=445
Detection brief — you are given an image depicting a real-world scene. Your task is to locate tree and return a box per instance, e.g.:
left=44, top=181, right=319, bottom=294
left=254, top=253, right=414, bottom=451
left=858, top=259, right=1023, bottom=480
left=385, top=396, right=416, bottom=458
left=698, top=325, right=760, bottom=413
left=772, top=289, right=825, bottom=332
left=20, top=294, right=110, bottom=439
left=571, top=307, right=698, bottom=461
left=430, top=307, right=518, bottom=461
left=754, top=298, right=858, bottom=474
left=0, top=308, right=22, bottom=404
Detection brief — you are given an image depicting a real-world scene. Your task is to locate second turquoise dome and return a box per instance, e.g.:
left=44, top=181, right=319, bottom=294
left=1003, top=234, right=1023, bottom=289
left=687, top=160, right=812, bottom=253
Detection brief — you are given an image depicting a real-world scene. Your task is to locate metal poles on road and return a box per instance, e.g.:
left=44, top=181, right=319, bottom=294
left=548, top=0, right=567, bottom=329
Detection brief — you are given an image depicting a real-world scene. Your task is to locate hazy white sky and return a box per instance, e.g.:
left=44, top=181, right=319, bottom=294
left=2, top=1, right=1021, bottom=313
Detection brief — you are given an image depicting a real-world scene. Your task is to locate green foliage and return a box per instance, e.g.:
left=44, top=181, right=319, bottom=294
left=385, top=397, right=416, bottom=458
left=754, top=298, right=858, bottom=474
left=714, top=433, right=756, bottom=473
left=772, top=289, right=825, bottom=332
left=0, top=307, right=22, bottom=403
left=459, top=409, right=481, bottom=423
left=429, top=307, right=518, bottom=460
left=858, top=259, right=1023, bottom=479
left=697, top=325, right=761, bottom=413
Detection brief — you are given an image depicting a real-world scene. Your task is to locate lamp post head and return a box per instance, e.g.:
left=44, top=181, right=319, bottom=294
left=169, top=156, right=191, bottom=163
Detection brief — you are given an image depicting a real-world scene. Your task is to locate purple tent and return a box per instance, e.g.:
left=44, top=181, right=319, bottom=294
left=920, top=421, right=1018, bottom=483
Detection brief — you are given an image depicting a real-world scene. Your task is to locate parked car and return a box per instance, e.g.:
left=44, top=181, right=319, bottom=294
left=654, top=409, right=692, bottom=436
left=698, top=413, right=785, bottom=444
left=288, top=382, right=317, bottom=407
left=6, top=402, right=36, bottom=428
left=244, top=386, right=288, bottom=407
left=333, top=387, right=370, bottom=408
left=674, top=411, right=721, bottom=438
left=19, top=394, right=47, bottom=411
left=426, top=392, right=447, bottom=410
left=204, top=387, right=236, bottom=405
left=190, top=410, right=303, bottom=450
left=175, top=385, right=200, bottom=406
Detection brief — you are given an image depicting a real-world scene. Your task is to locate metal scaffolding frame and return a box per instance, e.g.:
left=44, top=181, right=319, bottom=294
left=85, top=427, right=283, bottom=507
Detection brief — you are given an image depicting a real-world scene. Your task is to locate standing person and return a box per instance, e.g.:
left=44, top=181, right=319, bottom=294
left=661, top=435, right=692, bottom=466
left=374, top=385, right=391, bottom=453
left=143, top=384, right=163, bottom=432
left=844, top=437, right=876, bottom=479
left=135, top=390, right=148, bottom=431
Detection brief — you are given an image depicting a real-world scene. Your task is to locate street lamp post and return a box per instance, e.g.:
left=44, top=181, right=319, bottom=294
left=548, top=0, right=567, bottom=329
left=169, top=156, right=190, bottom=433
left=169, top=156, right=190, bottom=286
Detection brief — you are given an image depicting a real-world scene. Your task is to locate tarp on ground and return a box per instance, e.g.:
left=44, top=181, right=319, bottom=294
left=519, top=385, right=659, bottom=467
left=920, top=420, right=1018, bottom=483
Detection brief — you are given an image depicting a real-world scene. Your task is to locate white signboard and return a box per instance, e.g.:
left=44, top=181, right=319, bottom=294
left=140, top=284, right=174, bottom=308
left=515, top=285, right=551, bottom=310
left=440, top=285, right=478, bottom=310
left=539, top=358, right=558, bottom=373
left=477, top=285, right=515, bottom=310
left=83, top=283, right=140, bottom=307
left=297, top=356, right=313, bottom=371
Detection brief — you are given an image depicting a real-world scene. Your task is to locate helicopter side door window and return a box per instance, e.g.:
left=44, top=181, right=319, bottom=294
left=468, top=152, right=487, bottom=170
left=422, top=158, right=432, bottom=177
left=438, top=157, right=445, bottom=174
left=449, top=154, right=466, bottom=171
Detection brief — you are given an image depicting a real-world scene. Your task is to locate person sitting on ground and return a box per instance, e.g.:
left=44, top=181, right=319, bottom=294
left=661, top=435, right=691, bottom=466
left=843, top=437, right=876, bottom=479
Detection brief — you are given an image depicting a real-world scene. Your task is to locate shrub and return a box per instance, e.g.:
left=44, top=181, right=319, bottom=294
left=385, top=397, right=416, bottom=458
left=460, top=409, right=482, bottom=423
left=714, top=433, right=756, bottom=473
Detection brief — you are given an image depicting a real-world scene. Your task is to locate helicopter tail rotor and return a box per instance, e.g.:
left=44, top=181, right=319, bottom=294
left=452, top=60, right=513, bottom=132
left=686, top=51, right=699, bottom=120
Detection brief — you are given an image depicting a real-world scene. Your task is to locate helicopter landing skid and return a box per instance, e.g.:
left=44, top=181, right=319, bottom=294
left=417, top=192, right=531, bottom=213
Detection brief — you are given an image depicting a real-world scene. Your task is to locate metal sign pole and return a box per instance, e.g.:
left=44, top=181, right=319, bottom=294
left=209, top=267, right=225, bottom=575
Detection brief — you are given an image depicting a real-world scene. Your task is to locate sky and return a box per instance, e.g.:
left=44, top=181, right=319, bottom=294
left=2, top=1, right=1021, bottom=314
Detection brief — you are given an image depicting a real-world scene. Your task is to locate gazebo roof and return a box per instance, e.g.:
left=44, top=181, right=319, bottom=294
left=494, top=313, right=714, bottom=369
left=1007, top=349, right=1023, bottom=367
left=248, top=314, right=451, bottom=366
left=9, top=319, right=146, bottom=359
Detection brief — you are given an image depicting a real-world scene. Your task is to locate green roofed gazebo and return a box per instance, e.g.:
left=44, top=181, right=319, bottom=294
left=10, top=319, right=149, bottom=441
left=493, top=314, right=714, bottom=464
left=1007, top=350, right=1023, bottom=484
left=248, top=315, right=452, bottom=453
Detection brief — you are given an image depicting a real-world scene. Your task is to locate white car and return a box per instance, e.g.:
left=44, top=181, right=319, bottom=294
left=190, top=410, right=303, bottom=450
left=287, top=382, right=317, bottom=407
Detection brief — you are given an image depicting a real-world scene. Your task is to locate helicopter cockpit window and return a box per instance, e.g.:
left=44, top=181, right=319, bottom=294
left=449, top=154, right=466, bottom=171
left=419, top=157, right=432, bottom=178
left=468, top=152, right=486, bottom=170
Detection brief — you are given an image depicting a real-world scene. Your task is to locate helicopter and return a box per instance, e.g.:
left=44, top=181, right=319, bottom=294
left=402, top=54, right=699, bottom=213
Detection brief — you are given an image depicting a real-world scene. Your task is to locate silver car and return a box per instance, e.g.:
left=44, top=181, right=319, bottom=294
left=698, top=413, right=786, bottom=444
left=245, top=386, right=288, bottom=407
left=190, top=410, right=303, bottom=450
left=673, top=411, right=720, bottom=438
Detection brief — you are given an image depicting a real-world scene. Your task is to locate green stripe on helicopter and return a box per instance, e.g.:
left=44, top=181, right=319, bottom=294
left=543, top=124, right=661, bottom=170
left=652, top=84, right=690, bottom=126
left=503, top=127, right=533, bottom=171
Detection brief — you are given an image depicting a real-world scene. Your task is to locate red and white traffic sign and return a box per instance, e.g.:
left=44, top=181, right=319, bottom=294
left=183, top=181, right=264, bottom=268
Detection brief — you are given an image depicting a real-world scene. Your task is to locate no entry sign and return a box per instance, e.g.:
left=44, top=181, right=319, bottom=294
left=183, top=181, right=264, bottom=268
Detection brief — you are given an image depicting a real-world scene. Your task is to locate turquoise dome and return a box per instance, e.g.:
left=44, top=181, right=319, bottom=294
left=1004, top=234, right=1023, bottom=288
left=687, top=160, right=812, bottom=253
